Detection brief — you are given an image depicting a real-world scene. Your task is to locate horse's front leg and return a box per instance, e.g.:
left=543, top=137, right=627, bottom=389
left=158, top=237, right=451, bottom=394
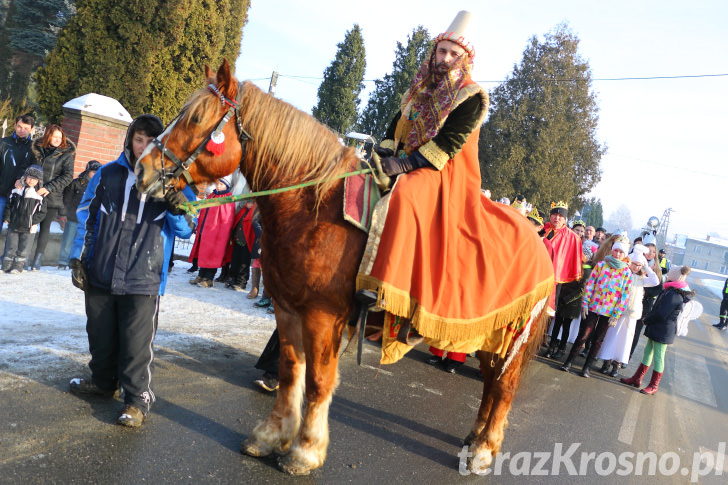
left=242, top=310, right=305, bottom=457
left=468, top=349, right=525, bottom=475
left=278, top=308, right=345, bottom=475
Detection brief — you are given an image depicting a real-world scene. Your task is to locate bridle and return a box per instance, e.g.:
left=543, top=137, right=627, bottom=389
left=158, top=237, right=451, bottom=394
left=151, top=81, right=253, bottom=195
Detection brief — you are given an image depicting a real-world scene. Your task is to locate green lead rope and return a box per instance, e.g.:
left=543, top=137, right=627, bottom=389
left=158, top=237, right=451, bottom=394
left=177, top=167, right=376, bottom=216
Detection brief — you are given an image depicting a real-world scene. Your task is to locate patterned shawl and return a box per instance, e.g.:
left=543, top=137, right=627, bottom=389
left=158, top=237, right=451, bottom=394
left=400, top=49, right=474, bottom=154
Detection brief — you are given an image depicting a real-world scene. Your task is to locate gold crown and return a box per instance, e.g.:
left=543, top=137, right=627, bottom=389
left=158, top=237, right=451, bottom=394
left=527, top=207, right=543, bottom=224
left=572, top=219, right=585, bottom=227
left=616, top=235, right=630, bottom=245
left=511, top=199, right=524, bottom=209
left=551, top=200, right=568, bottom=210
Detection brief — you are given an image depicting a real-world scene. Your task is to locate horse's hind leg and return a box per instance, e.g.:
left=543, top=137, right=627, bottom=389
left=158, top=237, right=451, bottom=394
left=464, top=352, right=497, bottom=446
left=468, top=349, right=526, bottom=474
left=242, top=311, right=305, bottom=457
left=278, top=308, right=344, bottom=475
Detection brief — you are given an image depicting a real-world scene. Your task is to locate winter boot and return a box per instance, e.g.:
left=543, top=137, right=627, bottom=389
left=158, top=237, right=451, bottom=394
left=543, top=341, right=558, bottom=359
left=621, top=363, right=649, bottom=387
left=580, top=357, right=595, bottom=378
left=553, top=344, right=566, bottom=360
left=600, top=360, right=611, bottom=374
left=609, top=361, right=621, bottom=378
left=216, top=264, right=229, bottom=283
left=560, top=355, right=574, bottom=373
left=1, top=258, right=12, bottom=273
left=247, top=267, right=261, bottom=299
left=31, top=252, right=43, bottom=271
left=640, top=371, right=663, bottom=395
left=10, top=258, right=25, bottom=274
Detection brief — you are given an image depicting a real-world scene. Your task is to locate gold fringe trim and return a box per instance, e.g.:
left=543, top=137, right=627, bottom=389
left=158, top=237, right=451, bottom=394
left=356, top=274, right=555, bottom=343
left=413, top=277, right=555, bottom=342
left=418, top=140, right=449, bottom=170
left=356, top=274, right=417, bottom=318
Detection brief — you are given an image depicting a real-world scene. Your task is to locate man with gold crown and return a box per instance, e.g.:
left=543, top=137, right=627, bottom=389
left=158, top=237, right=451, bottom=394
left=356, top=11, right=554, bottom=366
left=542, top=201, right=583, bottom=359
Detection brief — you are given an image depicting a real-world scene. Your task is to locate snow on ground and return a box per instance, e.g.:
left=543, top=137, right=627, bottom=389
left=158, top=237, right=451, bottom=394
left=0, top=261, right=275, bottom=391
left=693, top=268, right=727, bottom=299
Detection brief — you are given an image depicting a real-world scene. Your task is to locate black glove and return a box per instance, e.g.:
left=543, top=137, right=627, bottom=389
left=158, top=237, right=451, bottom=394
left=373, top=145, right=394, bottom=158
left=70, top=258, right=88, bottom=292
left=379, top=152, right=433, bottom=177
left=165, top=190, right=188, bottom=215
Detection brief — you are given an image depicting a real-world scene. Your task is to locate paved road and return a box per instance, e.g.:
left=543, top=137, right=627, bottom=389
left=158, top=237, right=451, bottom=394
left=2, top=276, right=727, bottom=484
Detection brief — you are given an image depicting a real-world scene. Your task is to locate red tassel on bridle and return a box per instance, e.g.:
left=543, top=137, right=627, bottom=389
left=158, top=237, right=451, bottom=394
left=206, top=131, right=226, bottom=156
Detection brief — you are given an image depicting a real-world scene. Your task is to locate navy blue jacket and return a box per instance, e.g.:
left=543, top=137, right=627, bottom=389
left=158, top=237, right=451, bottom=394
left=70, top=153, right=193, bottom=295
left=643, top=286, right=695, bottom=345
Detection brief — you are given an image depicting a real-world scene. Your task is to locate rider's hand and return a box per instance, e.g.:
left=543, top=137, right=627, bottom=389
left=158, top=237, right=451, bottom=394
left=380, top=152, right=433, bottom=177
left=373, top=145, right=394, bottom=158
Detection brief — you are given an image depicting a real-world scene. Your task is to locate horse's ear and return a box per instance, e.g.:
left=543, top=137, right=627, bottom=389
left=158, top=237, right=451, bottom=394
left=216, top=59, right=232, bottom=89
left=216, top=59, right=238, bottom=99
left=204, top=64, right=215, bottom=83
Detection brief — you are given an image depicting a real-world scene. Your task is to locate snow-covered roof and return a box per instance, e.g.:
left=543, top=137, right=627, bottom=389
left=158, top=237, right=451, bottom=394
left=685, top=234, right=728, bottom=248
left=63, top=93, right=133, bottom=123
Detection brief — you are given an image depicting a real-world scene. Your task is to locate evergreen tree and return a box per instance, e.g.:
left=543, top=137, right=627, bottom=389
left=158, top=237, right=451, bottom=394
left=357, top=25, right=430, bottom=140
left=312, top=24, right=366, bottom=135
left=479, top=24, right=606, bottom=212
left=0, top=0, right=74, bottom=106
left=582, top=197, right=603, bottom=228
left=35, top=0, right=249, bottom=123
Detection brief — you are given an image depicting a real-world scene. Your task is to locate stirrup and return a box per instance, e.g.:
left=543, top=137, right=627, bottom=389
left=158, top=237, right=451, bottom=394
left=396, top=318, right=423, bottom=346
left=352, top=290, right=378, bottom=365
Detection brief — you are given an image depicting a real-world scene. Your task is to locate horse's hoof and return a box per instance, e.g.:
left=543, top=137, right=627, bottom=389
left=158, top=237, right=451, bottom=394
left=277, top=454, right=313, bottom=476
left=468, top=449, right=494, bottom=475
left=241, top=437, right=273, bottom=457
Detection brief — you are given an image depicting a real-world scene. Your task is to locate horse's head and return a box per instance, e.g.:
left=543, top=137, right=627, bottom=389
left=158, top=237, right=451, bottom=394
left=135, top=59, right=247, bottom=197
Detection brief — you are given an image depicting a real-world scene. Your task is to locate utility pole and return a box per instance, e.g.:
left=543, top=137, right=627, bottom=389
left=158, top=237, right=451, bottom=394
left=656, top=207, right=674, bottom=251
left=268, top=71, right=278, bottom=96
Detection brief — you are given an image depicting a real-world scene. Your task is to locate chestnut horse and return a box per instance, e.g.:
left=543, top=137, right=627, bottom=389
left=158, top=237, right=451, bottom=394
left=135, top=60, right=550, bottom=475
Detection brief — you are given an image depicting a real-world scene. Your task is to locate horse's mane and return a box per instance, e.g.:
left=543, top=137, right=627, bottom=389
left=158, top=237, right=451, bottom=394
left=182, top=80, right=356, bottom=207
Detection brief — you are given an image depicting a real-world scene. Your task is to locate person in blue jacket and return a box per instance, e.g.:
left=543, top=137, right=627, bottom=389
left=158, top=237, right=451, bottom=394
left=67, top=114, right=194, bottom=427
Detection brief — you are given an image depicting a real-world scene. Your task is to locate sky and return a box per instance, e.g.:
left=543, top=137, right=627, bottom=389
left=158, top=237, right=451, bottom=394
left=234, top=0, right=728, bottom=240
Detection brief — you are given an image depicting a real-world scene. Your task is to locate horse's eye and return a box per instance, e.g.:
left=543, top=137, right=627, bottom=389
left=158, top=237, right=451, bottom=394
left=190, top=115, right=200, bottom=124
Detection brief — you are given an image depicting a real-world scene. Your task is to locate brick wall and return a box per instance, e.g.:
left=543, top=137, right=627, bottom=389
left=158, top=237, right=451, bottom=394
left=62, top=108, right=130, bottom=177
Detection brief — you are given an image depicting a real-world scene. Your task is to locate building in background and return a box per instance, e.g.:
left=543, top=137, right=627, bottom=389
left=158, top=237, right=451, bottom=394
left=672, top=235, right=728, bottom=274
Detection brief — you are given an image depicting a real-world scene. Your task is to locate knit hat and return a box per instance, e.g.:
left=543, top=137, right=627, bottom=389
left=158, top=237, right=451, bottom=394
left=86, top=160, right=102, bottom=172
left=219, top=175, right=232, bottom=190
left=24, top=164, right=43, bottom=182
left=629, top=244, right=649, bottom=266
left=612, top=235, right=630, bottom=254
left=667, top=265, right=690, bottom=282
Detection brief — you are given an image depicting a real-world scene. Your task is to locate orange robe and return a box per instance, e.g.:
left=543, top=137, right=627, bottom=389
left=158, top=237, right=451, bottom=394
left=357, top=107, right=554, bottom=360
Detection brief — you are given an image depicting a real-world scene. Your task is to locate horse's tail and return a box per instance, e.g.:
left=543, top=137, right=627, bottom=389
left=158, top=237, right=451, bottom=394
left=520, top=304, right=551, bottom=378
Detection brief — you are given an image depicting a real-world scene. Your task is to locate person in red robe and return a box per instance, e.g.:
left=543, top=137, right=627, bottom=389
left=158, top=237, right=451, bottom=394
left=542, top=201, right=584, bottom=358
left=188, top=177, right=235, bottom=287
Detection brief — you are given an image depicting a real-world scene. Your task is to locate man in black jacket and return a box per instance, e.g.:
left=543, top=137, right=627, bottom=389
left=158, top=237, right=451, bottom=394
left=0, top=114, right=35, bottom=235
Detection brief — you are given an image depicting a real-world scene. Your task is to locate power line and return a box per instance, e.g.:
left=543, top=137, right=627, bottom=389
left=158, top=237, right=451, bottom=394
left=274, top=72, right=728, bottom=84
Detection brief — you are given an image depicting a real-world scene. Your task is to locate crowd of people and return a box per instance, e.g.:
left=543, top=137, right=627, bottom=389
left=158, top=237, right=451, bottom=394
left=505, top=195, right=700, bottom=396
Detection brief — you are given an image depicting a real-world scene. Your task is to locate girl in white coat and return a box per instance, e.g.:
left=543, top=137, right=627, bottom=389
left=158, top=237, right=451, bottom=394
left=597, top=245, right=660, bottom=377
